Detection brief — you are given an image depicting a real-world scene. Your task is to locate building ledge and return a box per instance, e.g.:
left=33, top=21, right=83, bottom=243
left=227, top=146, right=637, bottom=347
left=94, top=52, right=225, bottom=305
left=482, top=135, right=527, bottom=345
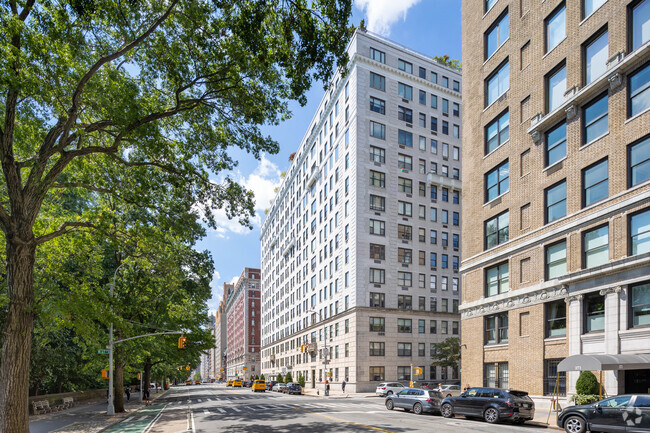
left=427, top=172, right=462, bottom=190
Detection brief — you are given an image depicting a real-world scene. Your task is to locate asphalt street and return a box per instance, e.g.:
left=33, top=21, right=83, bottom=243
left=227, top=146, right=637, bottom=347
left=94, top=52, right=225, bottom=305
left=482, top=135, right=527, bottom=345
left=101, top=383, right=554, bottom=433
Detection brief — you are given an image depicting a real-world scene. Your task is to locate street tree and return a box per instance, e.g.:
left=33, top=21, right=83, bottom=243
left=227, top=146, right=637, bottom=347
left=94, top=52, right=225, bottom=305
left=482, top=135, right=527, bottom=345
left=430, top=337, right=461, bottom=378
left=0, top=0, right=353, bottom=430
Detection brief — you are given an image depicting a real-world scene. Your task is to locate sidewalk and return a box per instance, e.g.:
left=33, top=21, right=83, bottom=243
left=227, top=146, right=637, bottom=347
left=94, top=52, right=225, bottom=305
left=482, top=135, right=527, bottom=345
left=301, top=386, right=375, bottom=399
left=29, top=389, right=168, bottom=433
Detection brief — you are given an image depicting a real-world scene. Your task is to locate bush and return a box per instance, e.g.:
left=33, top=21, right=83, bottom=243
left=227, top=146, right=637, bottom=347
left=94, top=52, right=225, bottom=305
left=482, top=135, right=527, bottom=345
left=260, top=374, right=265, bottom=381
left=276, top=373, right=284, bottom=383
left=298, top=373, right=306, bottom=388
left=570, top=394, right=601, bottom=405
left=576, top=371, right=600, bottom=395
left=284, top=372, right=293, bottom=383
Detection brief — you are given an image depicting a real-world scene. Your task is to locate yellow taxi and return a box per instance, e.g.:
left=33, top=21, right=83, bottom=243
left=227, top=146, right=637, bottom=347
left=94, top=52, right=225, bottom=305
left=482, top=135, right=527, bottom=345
left=252, top=380, right=266, bottom=392
left=195, top=380, right=201, bottom=385
left=185, top=380, right=192, bottom=385
left=226, top=380, right=233, bottom=387
left=232, top=379, right=242, bottom=387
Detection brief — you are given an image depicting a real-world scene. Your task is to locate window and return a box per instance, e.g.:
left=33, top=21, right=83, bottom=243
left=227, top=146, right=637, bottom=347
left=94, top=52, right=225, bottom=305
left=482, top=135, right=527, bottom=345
left=398, top=295, right=412, bottom=310
left=441, top=320, right=448, bottom=334
left=369, top=219, right=385, bottom=236
left=485, top=313, right=508, bottom=344
left=453, top=80, right=460, bottom=92
left=582, top=158, right=608, bottom=207
left=453, top=124, right=460, bottom=138
left=485, top=0, right=497, bottom=12
left=546, top=240, right=567, bottom=280
left=431, top=117, right=438, bottom=132
left=630, top=135, right=650, bottom=186
left=485, top=160, right=509, bottom=202
left=418, top=113, right=426, bottom=128
left=369, top=342, right=385, bottom=356
left=398, top=271, right=412, bottom=287
left=398, top=201, right=412, bottom=217
left=398, top=130, right=413, bottom=147
left=369, top=316, right=385, bottom=331
left=544, top=359, right=566, bottom=396
left=453, top=191, right=459, bottom=204
left=397, top=319, right=412, bottom=333
left=631, top=0, right=650, bottom=51
left=369, top=366, right=384, bottom=381
left=485, top=211, right=509, bottom=249
left=453, top=146, right=460, bottom=161
left=441, top=254, right=448, bottom=269
left=419, top=67, right=426, bottom=79
left=369, top=121, right=385, bottom=139
left=369, top=243, right=385, bottom=260
left=370, top=97, right=386, bottom=114
left=442, top=76, right=449, bottom=88
left=369, top=268, right=386, bottom=284
left=370, top=47, right=386, bottom=63
left=584, top=0, right=606, bottom=18
left=584, top=30, right=608, bottom=85
left=584, top=293, right=605, bottom=332
left=485, top=110, right=509, bottom=154
left=398, top=224, right=411, bottom=240
left=546, top=121, right=566, bottom=166
left=398, top=177, right=412, bottom=194
left=398, top=248, right=412, bottom=265
left=370, top=72, right=385, bottom=91
left=546, top=300, right=566, bottom=338
left=398, top=83, right=413, bottom=100
left=398, top=106, right=413, bottom=123
left=442, top=121, right=449, bottom=135
left=630, top=209, right=650, bottom=255
left=583, top=93, right=608, bottom=144
left=419, top=90, right=426, bottom=105
left=629, top=62, right=650, bottom=118
left=370, top=146, right=386, bottom=163
left=486, top=262, right=509, bottom=297
left=546, top=4, right=566, bottom=52
left=430, top=319, right=437, bottom=333
left=369, top=194, right=385, bottom=211
left=453, top=103, right=460, bottom=117
left=486, top=60, right=509, bottom=106
left=442, top=98, right=449, bottom=115
left=397, top=343, right=412, bottom=357
left=370, top=170, right=385, bottom=188
left=485, top=10, right=509, bottom=59
left=545, top=180, right=567, bottom=223
left=398, top=59, right=413, bottom=74
left=630, top=281, right=650, bottom=327
left=546, top=63, right=567, bottom=112
left=431, top=94, right=438, bottom=109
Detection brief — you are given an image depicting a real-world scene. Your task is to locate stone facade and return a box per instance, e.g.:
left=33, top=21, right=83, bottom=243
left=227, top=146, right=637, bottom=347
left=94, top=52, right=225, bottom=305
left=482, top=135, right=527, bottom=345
left=461, top=0, right=650, bottom=396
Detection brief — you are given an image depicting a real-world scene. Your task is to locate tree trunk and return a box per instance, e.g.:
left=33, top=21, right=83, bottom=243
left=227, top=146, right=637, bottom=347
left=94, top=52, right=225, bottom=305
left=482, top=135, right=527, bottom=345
left=144, top=357, right=152, bottom=398
left=0, top=233, right=36, bottom=433
left=114, top=353, right=125, bottom=413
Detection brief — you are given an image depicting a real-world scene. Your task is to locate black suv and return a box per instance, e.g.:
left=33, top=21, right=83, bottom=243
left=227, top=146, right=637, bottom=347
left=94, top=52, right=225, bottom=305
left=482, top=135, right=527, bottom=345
left=441, top=387, right=535, bottom=424
left=557, top=394, right=650, bottom=433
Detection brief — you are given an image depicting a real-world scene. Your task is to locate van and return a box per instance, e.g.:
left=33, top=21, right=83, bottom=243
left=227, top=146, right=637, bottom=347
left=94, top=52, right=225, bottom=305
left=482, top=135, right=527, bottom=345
left=252, top=380, right=266, bottom=392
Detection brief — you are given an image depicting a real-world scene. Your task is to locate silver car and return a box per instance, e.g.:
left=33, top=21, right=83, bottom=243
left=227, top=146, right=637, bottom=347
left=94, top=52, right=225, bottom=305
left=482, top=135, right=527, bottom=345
left=439, top=384, right=462, bottom=397
left=375, top=382, right=405, bottom=396
left=385, top=389, right=444, bottom=414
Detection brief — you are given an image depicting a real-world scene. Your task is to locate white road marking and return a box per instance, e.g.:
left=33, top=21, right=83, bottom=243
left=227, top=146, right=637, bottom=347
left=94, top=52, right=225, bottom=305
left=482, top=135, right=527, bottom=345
left=216, top=408, right=226, bottom=413
left=203, top=409, right=210, bottom=414
left=230, top=407, right=241, bottom=412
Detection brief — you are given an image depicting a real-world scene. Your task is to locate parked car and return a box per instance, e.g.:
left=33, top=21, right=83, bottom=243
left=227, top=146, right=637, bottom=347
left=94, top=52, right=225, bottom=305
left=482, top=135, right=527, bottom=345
left=417, top=381, right=438, bottom=390
left=439, top=384, right=462, bottom=397
left=266, top=381, right=278, bottom=391
left=441, top=387, right=535, bottom=424
left=385, top=389, right=444, bottom=415
left=241, top=381, right=251, bottom=387
left=194, top=380, right=201, bottom=385
left=232, top=379, right=242, bottom=387
left=376, top=382, right=406, bottom=397
left=273, top=383, right=288, bottom=392
left=185, top=380, right=192, bottom=386
left=252, top=380, right=266, bottom=392
left=286, top=383, right=303, bottom=395
left=558, top=394, right=650, bottom=433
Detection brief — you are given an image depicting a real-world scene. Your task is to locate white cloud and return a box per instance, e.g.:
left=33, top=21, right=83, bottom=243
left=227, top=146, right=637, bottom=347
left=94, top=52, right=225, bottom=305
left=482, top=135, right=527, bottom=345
left=229, top=275, right=239, bottom=285
left=355, top=0, right=421, bottom=36
left=207, top=271, right=223, bottom=311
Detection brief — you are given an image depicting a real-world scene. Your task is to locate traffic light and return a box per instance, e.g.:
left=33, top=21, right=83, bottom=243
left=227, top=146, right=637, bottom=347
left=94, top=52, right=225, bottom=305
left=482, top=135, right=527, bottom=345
left=186, top=365, right=191, bottom=371
left=102, top=369, right=109, bottom=379
left=178, top=337, right=187, bottom=349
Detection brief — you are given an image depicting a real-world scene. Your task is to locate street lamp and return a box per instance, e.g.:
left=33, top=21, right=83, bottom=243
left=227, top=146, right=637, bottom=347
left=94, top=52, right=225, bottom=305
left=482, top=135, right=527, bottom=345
left=107, top=261, right=127, bottom=416
left=307, top=309, right=329, bottom=396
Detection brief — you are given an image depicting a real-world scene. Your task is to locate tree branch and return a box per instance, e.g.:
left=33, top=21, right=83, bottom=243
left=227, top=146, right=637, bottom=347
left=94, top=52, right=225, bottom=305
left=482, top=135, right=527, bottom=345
left=35, top=222, right=98, bottom=245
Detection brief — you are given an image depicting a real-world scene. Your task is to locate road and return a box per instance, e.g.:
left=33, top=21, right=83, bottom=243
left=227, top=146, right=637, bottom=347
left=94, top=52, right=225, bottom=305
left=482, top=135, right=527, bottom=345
left=102, top=384, right=553, bottom=433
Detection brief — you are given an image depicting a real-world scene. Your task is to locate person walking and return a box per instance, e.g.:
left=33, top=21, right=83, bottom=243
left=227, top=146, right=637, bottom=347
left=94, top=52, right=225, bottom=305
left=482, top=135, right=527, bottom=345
left=325, top=380, right=330, bottom=396
left=125, top=387, right=131, bottom=402
left=341, top=379, right=346, bottom=393
left=143, top=386, right=150, bottom=405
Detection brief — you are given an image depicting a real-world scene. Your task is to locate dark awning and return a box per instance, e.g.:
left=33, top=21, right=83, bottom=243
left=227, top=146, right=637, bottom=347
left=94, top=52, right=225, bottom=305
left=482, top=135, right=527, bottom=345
left=557, top=354, right=650, bottom=372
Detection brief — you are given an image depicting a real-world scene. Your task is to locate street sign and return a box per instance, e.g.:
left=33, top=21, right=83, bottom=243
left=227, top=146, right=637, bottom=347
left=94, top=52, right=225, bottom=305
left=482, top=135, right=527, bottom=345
left=97, top=349, right=109, bottom=354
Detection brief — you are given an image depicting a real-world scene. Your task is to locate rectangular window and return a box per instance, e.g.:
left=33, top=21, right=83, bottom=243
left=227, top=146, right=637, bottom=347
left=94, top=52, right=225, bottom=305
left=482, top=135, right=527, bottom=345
left=369, top=219, right=385, bottom=236
left=546, top=121, right=566, bottom=166
left=369, top=316, right=385, bottom=331
left=582, top=158, right=608, bottom=207
left=453, top=80, right=460, bottom=92
left=485, top=313, right=509, bottom=344
left=431, top=94, right=438, bottom=109
left=397, top=318, right=412, bottom=332
left=485, top=160, right=509, bottom=202
left=545, top=180, right=567, bottom=223
left=583, top=93, right=608, bottom=145
left=369, top=268, right=386, bottom=284
left=584, top=29, right=609, bottom=85
left=369, top=170, right=385, bottom=188
left=486, top=262, right=509, bottom=297
left=369, top=243, right=385, bottom=260
left=546, top=300, right=567, bottom=338
left=398, top=106, right=413, bottom=123
left=430, top=319, right=437, bottom=334
left=546, top=240, right=567, bottom=280
left=370, top=47, right=385, bottom=63
left=584, top=293, right=605, bottom=333
left=398, top=271, right=412, bottom=287
left=369, top=194, right=386, bottom=211
left=397, top=343, right=412, bottom=357
left=547, top=63, right=567, bottom=112
left=419, top=113, right=426, bottom=128
left=370, top=97, right=386, bottom=114
left=485, top=110, right=510, bottom=155
left=631, top=0, right=650, bottom=51
left=398, top=130, right=413, bottom=147
left=398, top=59, right=413, bottom=74
left=398, top=201, right=412, bottom=217
left=441, top=320, right=448, bottom=334
left=431, top=117, right=438, bottom=132
left=442, top=76, right=449, bottom=88
left=630, top=281, right=650, bottom=327
left=370, top=146, right=386, bottom=163
left=485, top=9, right=509, bottom=59
left=629, top=135, right=650, bottom=186
left=546, top=4, right=566, bottom=52
left=453, top=124, right=460, bottom=138
left=584, top=0, right=606, bottom=18
left=544, top=359, right=566, bottom=396
left=369, top=342, right=385, bottom=356
left=442, top=98, right=449, bottom=115
left=398, top=82, right=413, bottom=100
left=419, top=90, right=426, bottom=105
left=398, top=224, right=411, bottom=240
left=370, top=72, right=385, bottom=91
left=630, top=209, right=650, bottom=255
left=419, top=67, right=426, bottom=79
left=486, top=60, right=509, bottom=106
left=398, top=248, right=412, bottom=265
left=369, top=366, right=384, bottom=381
left=629, top=62, right=650, bottom=118
left=398, top=177, right=413, bottom=194
left=442, top=121, right=449, bottom=135
left=584, top=225, right=609, bottom=269
left=453, top=103, right=460, bottom=117
left=485, top=211, right=509, bottom=249
left=369, top=121, right=386, bottom=139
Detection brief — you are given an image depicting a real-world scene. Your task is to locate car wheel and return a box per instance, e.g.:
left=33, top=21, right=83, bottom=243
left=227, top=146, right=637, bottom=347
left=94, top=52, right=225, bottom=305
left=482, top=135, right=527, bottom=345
left=385, top=400, right=394, bottom=410
left=413, top=403, right=423, bottom=415
left=387, top=391, right=393, bottom=395
left=564, top=416, right=586, bottom=433
left=483, top=407, right=499, bottom=424
left=441, top=403, right=454, bottom=418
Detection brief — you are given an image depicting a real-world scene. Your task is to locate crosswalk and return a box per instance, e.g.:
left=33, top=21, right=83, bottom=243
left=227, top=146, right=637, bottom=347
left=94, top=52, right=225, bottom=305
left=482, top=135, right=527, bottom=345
left=165, top=398, right=332, bottom=416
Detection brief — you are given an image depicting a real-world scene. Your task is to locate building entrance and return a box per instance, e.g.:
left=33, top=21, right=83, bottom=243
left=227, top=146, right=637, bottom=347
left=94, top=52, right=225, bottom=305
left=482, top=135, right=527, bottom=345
left=311, top=370, right=316, bottom=388
left=625, top=369, right=650, bottom=394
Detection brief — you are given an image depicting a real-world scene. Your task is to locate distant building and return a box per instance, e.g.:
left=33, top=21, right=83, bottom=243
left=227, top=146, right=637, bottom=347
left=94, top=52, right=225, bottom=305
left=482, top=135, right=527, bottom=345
left=214, top=284, right=232, bottom=381
left=226, top=268, right=261, bottom=380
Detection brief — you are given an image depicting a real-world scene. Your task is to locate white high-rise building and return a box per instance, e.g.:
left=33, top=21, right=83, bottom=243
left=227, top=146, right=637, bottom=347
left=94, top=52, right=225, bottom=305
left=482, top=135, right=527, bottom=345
left=260, top=30, right=463, bottom=392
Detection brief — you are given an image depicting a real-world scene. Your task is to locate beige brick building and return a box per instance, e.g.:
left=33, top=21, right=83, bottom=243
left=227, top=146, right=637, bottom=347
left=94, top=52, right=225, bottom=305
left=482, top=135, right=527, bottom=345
left=461, top=0, right=650, bottom=397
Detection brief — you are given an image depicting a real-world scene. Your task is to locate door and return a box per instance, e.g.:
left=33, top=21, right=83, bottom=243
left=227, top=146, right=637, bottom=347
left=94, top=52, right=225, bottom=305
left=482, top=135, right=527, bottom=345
left=627, top=395, right=650, bottom=433
left=625, top=369, right=650, bottom=394
left=590, top=395, right=631, bottom=433
left=454, top=387, right=480, bottom=415
left=394, top=389, right=411, bottom=409
left=311, top=370, right=315, bottom=388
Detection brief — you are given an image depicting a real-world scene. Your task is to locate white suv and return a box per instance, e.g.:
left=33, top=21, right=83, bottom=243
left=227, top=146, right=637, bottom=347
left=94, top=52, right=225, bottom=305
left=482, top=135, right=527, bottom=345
left=375, top=382, right=405, bottom=397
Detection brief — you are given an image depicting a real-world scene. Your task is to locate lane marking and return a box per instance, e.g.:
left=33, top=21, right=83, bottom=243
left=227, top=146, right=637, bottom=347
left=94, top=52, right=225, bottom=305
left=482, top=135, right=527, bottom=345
left=216, top=408, right=226, bottom=413
left=203, top=409, right=210, bottom=414
left=143, top=404, right=167, bottom=433
left=197, top=399, right=202, bottom=402
left=231, top=407, right=241, bottom=412
left=297, top=408, right=396, bottom=433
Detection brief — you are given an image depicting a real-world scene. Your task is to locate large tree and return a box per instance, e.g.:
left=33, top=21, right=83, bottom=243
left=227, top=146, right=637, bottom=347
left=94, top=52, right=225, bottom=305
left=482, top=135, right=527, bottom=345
left=0, top=0, right=353, bottom=429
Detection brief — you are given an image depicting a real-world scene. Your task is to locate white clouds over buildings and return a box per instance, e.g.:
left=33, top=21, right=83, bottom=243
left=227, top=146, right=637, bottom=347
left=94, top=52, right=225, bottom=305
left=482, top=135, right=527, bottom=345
left=355, top=0, right=421, bottom=36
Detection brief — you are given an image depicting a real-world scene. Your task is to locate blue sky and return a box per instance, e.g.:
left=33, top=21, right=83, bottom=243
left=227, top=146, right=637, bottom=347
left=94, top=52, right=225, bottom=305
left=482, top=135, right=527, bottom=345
left=199, top=0, right=463, bottom=314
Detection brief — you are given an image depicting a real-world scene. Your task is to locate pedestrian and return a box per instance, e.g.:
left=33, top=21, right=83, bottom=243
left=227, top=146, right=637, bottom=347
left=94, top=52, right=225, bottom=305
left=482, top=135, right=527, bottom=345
left=325, top=380, right=330, bottom=396
left=125, top=387, right=131, bottom=401
left=342, top=379, right=346, bottom=393
left=463, top=383, right=471, bottom=392
left=144, top=386, right=150, bottom=405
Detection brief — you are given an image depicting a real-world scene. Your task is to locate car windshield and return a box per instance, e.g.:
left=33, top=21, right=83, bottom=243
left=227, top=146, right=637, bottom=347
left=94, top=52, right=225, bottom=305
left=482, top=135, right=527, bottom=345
left=601, top=396, right=632, bottom=408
